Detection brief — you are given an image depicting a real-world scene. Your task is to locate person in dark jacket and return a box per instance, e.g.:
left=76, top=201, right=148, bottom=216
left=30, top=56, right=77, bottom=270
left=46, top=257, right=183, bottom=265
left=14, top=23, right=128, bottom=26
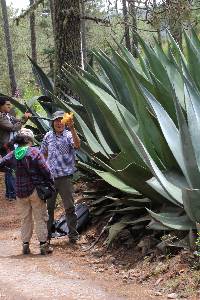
left=0, top=128, right=54, bottom=255
left=0, top=98, right=31, bottom=201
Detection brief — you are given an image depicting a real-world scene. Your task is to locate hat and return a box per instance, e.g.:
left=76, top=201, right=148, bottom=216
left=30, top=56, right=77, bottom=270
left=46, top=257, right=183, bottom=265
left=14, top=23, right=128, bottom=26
left=51, top=111, right=65, bottom=121
left=18, top=128, right=34, bottom=140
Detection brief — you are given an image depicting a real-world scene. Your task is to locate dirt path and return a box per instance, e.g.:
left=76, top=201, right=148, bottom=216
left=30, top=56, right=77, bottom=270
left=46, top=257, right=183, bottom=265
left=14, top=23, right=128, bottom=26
left=0, top=179, right=169, bottom=300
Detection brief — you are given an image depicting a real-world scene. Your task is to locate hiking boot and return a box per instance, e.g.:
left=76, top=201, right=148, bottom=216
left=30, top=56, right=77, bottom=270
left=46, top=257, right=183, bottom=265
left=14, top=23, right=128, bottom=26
left=40, top=243, right=53, bottom=255
left=22, top=243, right=30, bottom=255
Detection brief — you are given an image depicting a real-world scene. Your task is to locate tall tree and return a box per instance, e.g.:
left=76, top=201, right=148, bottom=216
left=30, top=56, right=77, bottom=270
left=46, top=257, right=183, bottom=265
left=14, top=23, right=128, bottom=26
left=29, top=0, right=37, bottom=62
left=53, top=0, right=81, bottom=97
left=122, top=0, right=131, bottom=51
left=0, top=0, right=17, bottom=95
left=128, top=0, right=138, bottom=57
left=80, top=0, right=87, bottom=67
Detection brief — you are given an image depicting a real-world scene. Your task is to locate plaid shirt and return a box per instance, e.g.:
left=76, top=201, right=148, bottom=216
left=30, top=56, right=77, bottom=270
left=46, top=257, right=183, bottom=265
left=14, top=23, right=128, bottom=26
left=0, top=147, right=54, bottom=198
left=40, top=129, right=76, bottom=178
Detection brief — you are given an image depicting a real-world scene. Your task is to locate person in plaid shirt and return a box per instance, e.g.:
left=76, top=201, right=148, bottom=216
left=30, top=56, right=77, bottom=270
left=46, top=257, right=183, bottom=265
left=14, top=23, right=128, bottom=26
left=41, top=111, right=81, bottom=243
left=0, top=128, right=54, bottom=255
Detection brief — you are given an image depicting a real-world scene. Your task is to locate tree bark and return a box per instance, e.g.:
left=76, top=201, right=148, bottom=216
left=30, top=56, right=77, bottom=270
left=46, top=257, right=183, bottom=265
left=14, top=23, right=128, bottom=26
left=53, top=0, right=81, bottom=97
left=49, top=0, right=55, bottom=36
left=29, top=0, right=37, bottom=62
left=165, top=0, right=182, bottom=47
left=122, top=0, right=131, bottom=52
left=128, top=0, right=138, bottom=57
left=80, top=0, right=87, bottom=68
left=0, top=0, right=17, bottom=96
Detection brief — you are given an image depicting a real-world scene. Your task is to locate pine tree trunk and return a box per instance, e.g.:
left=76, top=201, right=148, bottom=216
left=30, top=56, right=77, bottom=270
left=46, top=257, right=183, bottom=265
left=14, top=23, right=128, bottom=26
left=129, top=0, right=138, bottom=58
left=80, top=0, right=87, bottom=68
left=30, top=0, right=37, bottom=62
left=53, top=0, right=81, bottom=97
left=122, top=0, right=131, bottom=52
left=166, top=0, right=182, bottom=47
left=49, top=0, right=55, bottom=36
left=0, top=0, right=17, bottom=96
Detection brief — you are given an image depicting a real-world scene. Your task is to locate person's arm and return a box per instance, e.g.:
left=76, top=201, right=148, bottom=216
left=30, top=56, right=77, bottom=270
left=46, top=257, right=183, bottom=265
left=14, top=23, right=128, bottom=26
left=0, top=152, right=13, bottom=172
left=67, top=119, right=80, bottom=149
left=40, top=133, right=48, bottom=158
left=0, top=112, right=31, bottom=132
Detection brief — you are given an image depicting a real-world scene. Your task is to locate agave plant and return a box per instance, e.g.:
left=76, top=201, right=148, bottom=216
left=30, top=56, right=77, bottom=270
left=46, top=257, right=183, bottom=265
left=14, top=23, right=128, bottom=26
left=5, top=30, right=200, bottom=245
left=54, top=30, right=200, bottom=240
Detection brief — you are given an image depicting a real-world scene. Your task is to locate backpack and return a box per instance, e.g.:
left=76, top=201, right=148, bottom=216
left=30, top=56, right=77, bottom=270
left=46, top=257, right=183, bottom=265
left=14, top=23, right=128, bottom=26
left=52, top=203, right=90, bottom=237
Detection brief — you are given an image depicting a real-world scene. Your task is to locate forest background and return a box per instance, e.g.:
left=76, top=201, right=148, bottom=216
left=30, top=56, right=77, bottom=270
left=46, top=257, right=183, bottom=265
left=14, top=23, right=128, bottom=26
left=1, top=0, right=200, bottom=100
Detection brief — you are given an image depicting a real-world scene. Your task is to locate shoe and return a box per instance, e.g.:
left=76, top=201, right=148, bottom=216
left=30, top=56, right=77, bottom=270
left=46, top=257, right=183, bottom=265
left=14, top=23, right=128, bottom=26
left=22, top=243, right=30, bottom=255
left=40, top=243, right=53, bottom=255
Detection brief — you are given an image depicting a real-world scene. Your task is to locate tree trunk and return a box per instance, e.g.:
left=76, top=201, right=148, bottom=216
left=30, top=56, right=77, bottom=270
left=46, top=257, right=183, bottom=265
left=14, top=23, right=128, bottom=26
left=153, top=0, right=162, bottom=46
left=53, top=0, right=81, bottom=97
left=49, top=0, right=55, bottom=36
left=0, top=0, right=17, bottom=96
left=29, top=0, right=37, bottom=62
left=166, top=0, right=182, bottom=47
left=128, top=0, right=137, bottom=57
left=122, top=0, right=131, bottom=52
left=80, top=0, right=87, bottom=68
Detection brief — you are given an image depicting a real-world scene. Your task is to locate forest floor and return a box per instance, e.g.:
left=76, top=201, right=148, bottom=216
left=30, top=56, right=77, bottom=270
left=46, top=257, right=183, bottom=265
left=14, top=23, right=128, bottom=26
left=0, top=174, right=199, bottom=300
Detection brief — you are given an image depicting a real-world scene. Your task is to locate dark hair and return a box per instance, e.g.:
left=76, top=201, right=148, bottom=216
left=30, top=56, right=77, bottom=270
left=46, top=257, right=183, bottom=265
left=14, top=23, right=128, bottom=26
left=13, top=134, right=33, bottom=146
left=0, top=99, right=8, bottom=107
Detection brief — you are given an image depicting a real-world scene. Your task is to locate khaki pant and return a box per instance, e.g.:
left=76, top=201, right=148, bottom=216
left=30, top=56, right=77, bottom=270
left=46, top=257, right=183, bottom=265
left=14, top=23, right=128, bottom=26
left=17, top=190, right=48, bottom=243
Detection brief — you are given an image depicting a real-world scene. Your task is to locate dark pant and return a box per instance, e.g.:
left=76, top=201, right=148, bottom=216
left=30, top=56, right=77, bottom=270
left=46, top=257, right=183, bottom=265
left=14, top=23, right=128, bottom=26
left=5, top=170, right=16, bottom=199
left=47, top=176, right=78, bottom=240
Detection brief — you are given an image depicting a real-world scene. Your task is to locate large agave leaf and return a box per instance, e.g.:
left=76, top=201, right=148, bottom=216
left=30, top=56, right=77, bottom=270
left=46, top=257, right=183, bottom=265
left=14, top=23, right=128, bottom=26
left=112, top=51, right=176, bottom=169
left=147, top=209, right=195, bottom=230
left=117, top=103, right=183, bottom=206
left=93, top=50, right=135, bottom=115
left=182, top=188, right=200, bottom=223
left=66, top=71, right=146, bottom=167
left=4, top=95, right=49, bottom=133
left=173, top=92, right=200, bottom=188
left=78, top=162, right=140, bottom=195
left=105, top=216, right=131, bottom=245
left=137, top=34, right=171, bottom=91
left=153, top=39, right=185, bottom=109
left=28, top=56, right=53, bottom=98
left=143, top=87, right=200, bottom=188
left=62, top=69, right=119, bottom=155
left=184, top=31, right=200, bottom=91
left=114, top=163, right=164, bottom=203
left=183, top=78, right=200, bottom=172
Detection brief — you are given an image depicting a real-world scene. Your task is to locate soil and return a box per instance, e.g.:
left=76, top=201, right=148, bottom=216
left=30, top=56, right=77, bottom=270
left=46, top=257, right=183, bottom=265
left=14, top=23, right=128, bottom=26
left=0, top=175, right=199, bottom=300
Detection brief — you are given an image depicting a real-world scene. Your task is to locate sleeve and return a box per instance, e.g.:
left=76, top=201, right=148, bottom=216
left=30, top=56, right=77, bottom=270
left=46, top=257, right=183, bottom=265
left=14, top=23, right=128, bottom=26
left=0, top=152, right=13, bottom=172
left=35, top=151, right=54, bottom=185
left=67, top=131, right=74, bottom=148
left=40, top=133, right=48, bottom=156
left=0, top=113, right=23, bottom=132
left=11, top=115, right=27, bottom=125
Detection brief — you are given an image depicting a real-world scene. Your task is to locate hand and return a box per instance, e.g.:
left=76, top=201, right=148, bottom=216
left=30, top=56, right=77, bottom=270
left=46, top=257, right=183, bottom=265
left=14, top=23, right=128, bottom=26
left=66, top=118, right=74, bottom=129
left=24, top=112, right=32, bottom=119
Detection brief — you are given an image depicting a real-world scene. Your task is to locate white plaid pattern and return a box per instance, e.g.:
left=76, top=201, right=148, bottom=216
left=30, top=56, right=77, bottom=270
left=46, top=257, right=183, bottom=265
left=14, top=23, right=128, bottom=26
left=40, top=130, right=76, bottom=178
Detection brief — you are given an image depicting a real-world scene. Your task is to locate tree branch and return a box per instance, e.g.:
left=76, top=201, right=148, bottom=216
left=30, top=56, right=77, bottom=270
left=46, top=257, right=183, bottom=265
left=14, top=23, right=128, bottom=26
left=15, top=0, right=44, bottom=25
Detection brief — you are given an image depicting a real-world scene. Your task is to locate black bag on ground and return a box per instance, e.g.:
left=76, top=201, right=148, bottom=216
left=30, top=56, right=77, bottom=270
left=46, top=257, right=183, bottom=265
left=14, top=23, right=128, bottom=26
left=52, top=203, right=90, bottom=237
